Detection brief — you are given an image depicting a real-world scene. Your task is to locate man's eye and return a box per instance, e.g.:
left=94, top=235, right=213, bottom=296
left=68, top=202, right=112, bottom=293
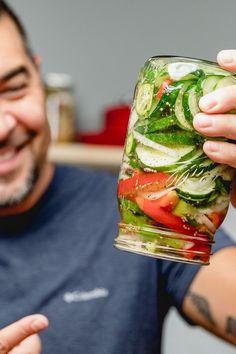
left=4, top=84, right=27, bottom=93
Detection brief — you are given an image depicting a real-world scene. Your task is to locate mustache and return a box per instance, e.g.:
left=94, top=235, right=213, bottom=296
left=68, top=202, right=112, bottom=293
left=0, top=129, right=36, bottom=149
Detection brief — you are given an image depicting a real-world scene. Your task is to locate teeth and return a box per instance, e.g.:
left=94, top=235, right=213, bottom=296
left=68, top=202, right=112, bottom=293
left=0, top=150, right=15, bottom=162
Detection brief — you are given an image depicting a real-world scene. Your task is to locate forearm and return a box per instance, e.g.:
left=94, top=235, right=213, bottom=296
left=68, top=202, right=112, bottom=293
left=183, top=246, right=236, bottom=346
left=184, top=288, right=236, bottom=345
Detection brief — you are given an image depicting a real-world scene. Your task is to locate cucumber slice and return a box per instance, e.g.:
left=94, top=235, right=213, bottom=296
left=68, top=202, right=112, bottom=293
left=170, top=149, right=205, bottom=174
left=182, top=79, right=203, bottom=124
left=180, top=69, right=205, bottom=81
left=135, top=143, right=196, bottom=171
left=145, top=130, right=204, bottom=146
left=212, top=165, right=235, bottom=181
left=135, top=115, right=177, bottom=134
left=150, top=81, right=182, bottom=119
left=148, top=99, right=159, bottom=115
left=176, top=175, right=216, bottom=202
left=135, top=83, right=154, bottom=116
left=128, top=109, right=138, bottom=129
left=215, top=76, right=236, bottom=89
left=136, top=144, right=206, bottom=174
left=122, top=208, right=151, bottom=226
left=183, top=83, right=194, bottom=122
left=201, top=75, right=223, bottom=95
left=187, top=85, right=200, bottom=122
left=133, top=131, right=179, bottom=157
left=193, top=158, right=217, bottom=176
left=125, top=134, right=136, bottom=156
left=195, top=77, right=203, bottom=99
left=198, top=64, right=229, bottom=76
left=120, top=198, right=143, bottom=214
left=215, top=176, right=231, bottom=195
left=154, top=73, right=169, bottom=88
left=173, top=199, right=197, bottom=218
left=175, top=81, right=194, bottom=130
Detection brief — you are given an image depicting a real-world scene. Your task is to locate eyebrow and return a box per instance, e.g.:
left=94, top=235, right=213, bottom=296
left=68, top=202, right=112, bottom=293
left=0, top=66, right=30, bottom=84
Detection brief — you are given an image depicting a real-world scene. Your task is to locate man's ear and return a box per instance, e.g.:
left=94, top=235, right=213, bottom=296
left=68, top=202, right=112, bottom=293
left=33, top=55, right=42, bottom=71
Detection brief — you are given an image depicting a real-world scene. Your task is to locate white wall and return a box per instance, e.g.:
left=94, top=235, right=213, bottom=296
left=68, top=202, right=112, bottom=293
left=8, top=1, right=236, bottom=353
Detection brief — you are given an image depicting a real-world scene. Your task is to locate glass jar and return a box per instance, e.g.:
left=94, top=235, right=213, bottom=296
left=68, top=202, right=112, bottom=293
left=45, top=73, right=76, bottom=142
left=114, top=56, right=235, bottom=265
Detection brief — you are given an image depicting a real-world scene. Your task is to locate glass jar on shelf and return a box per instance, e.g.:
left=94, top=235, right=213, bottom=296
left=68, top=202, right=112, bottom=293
left=45, top=72, right=76, bottom=142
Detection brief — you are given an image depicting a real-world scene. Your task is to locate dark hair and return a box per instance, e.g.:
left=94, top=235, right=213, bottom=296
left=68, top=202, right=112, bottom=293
left=0, top=0, right=33, bottom=58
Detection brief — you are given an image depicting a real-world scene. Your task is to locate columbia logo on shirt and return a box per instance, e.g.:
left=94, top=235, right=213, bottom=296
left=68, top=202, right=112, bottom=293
left=63, top=288, right=109, bottom=303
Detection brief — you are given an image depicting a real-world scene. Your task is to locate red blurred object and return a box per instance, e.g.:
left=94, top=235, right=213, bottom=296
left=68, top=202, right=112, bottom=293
left=77, top=104, right=131, bottom=146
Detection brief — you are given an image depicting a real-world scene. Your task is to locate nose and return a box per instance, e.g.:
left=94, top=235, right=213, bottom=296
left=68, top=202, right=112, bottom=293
left=0, top=114, right=17, bottom=141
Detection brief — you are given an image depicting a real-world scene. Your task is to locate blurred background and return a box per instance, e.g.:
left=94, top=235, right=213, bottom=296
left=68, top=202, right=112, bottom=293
left=9, top=0, right=236, bottom=353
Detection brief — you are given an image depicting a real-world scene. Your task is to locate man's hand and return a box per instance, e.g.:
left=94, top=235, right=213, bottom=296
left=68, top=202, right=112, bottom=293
left=193, top=49, right=236, bottom=206
left=0, top=314, right=48, bottom=354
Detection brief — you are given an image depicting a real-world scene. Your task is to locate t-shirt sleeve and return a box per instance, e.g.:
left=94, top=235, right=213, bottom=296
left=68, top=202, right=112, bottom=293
left=160, top=227, right=235, bottom=315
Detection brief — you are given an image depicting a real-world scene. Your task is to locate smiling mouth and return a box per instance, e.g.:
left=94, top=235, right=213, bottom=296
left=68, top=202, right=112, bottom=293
left=0, top=149, right=16, bottom=162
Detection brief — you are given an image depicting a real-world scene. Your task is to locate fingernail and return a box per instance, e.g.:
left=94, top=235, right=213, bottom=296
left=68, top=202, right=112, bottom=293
left=204, top=141, right=219, bottom=152
left=194, top=114, right=212, bottom=128
left=218, top=50, right=233, bottom=64
left=31, top=318, right=48, bottom=332
left=199, top=96, right=217, bottom=110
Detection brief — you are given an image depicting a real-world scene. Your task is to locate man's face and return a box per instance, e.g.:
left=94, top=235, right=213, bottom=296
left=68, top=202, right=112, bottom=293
left=0, top=14, right=50, bottom=208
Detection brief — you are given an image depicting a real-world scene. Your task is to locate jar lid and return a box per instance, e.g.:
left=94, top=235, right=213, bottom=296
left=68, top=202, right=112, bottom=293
left=44, top=72, right=74, bottom=89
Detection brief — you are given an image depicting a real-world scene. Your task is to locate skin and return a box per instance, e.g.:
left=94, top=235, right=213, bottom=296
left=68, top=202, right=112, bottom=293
left=183, top=247, right=236, bottom=346
left=0, top=314, right=48, bottom=354
left=183, top=50, right=236, bottom=346
left=193, top=49, right=236, bottom=207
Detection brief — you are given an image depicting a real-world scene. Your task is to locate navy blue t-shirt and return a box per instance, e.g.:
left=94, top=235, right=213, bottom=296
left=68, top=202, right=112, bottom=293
left=0, top=165, right=234, bottom=354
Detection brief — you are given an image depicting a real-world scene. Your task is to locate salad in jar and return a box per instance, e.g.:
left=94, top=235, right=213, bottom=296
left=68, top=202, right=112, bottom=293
left=115, top=56, right=235, bottom=265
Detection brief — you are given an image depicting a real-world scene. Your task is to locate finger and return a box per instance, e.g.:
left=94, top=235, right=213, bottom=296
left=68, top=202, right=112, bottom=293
left=8, top=334, right=41, bottom=354
left=203, top=140, right=236, bottom=168
left=198, top=85, right=236, bottom=114
left=0, top=315, right=48, bottom=354
left=193, top=113, right=236, bottom=139
left=217, top=50, right=236, bottom=72
left=230, top=174, right=236, bottom=208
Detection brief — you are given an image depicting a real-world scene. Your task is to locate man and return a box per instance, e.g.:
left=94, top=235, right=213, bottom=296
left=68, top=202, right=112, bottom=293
left=0, top=1, right=235, bottom=353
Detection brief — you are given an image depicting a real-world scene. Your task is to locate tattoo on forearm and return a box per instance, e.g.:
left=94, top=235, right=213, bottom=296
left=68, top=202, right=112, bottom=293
left=226, top=317, right=236, bottom=338
left=188, top=291, right=216, bottom=326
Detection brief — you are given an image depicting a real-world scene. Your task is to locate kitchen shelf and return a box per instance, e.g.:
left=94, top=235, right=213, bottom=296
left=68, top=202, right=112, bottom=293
left=48, top=142, right=123, bottom=171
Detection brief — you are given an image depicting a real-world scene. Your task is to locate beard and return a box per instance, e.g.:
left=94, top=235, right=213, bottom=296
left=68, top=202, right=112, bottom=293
left=0, top=160, right=39, bottom=209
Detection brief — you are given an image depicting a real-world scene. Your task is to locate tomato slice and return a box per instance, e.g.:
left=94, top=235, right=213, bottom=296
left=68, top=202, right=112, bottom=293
left=135, top=192, right=199, bottom=236
left=154, top=190, right=179, bottom=211
left=156, top=79, right=173, bottom=99
left=183, top=241, right=211, bottom=263
left=208, top=212, right=224, bottom=229
left=118, top=172, right=174, bottom=198
left=135, top=190, right=210, bottom=262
